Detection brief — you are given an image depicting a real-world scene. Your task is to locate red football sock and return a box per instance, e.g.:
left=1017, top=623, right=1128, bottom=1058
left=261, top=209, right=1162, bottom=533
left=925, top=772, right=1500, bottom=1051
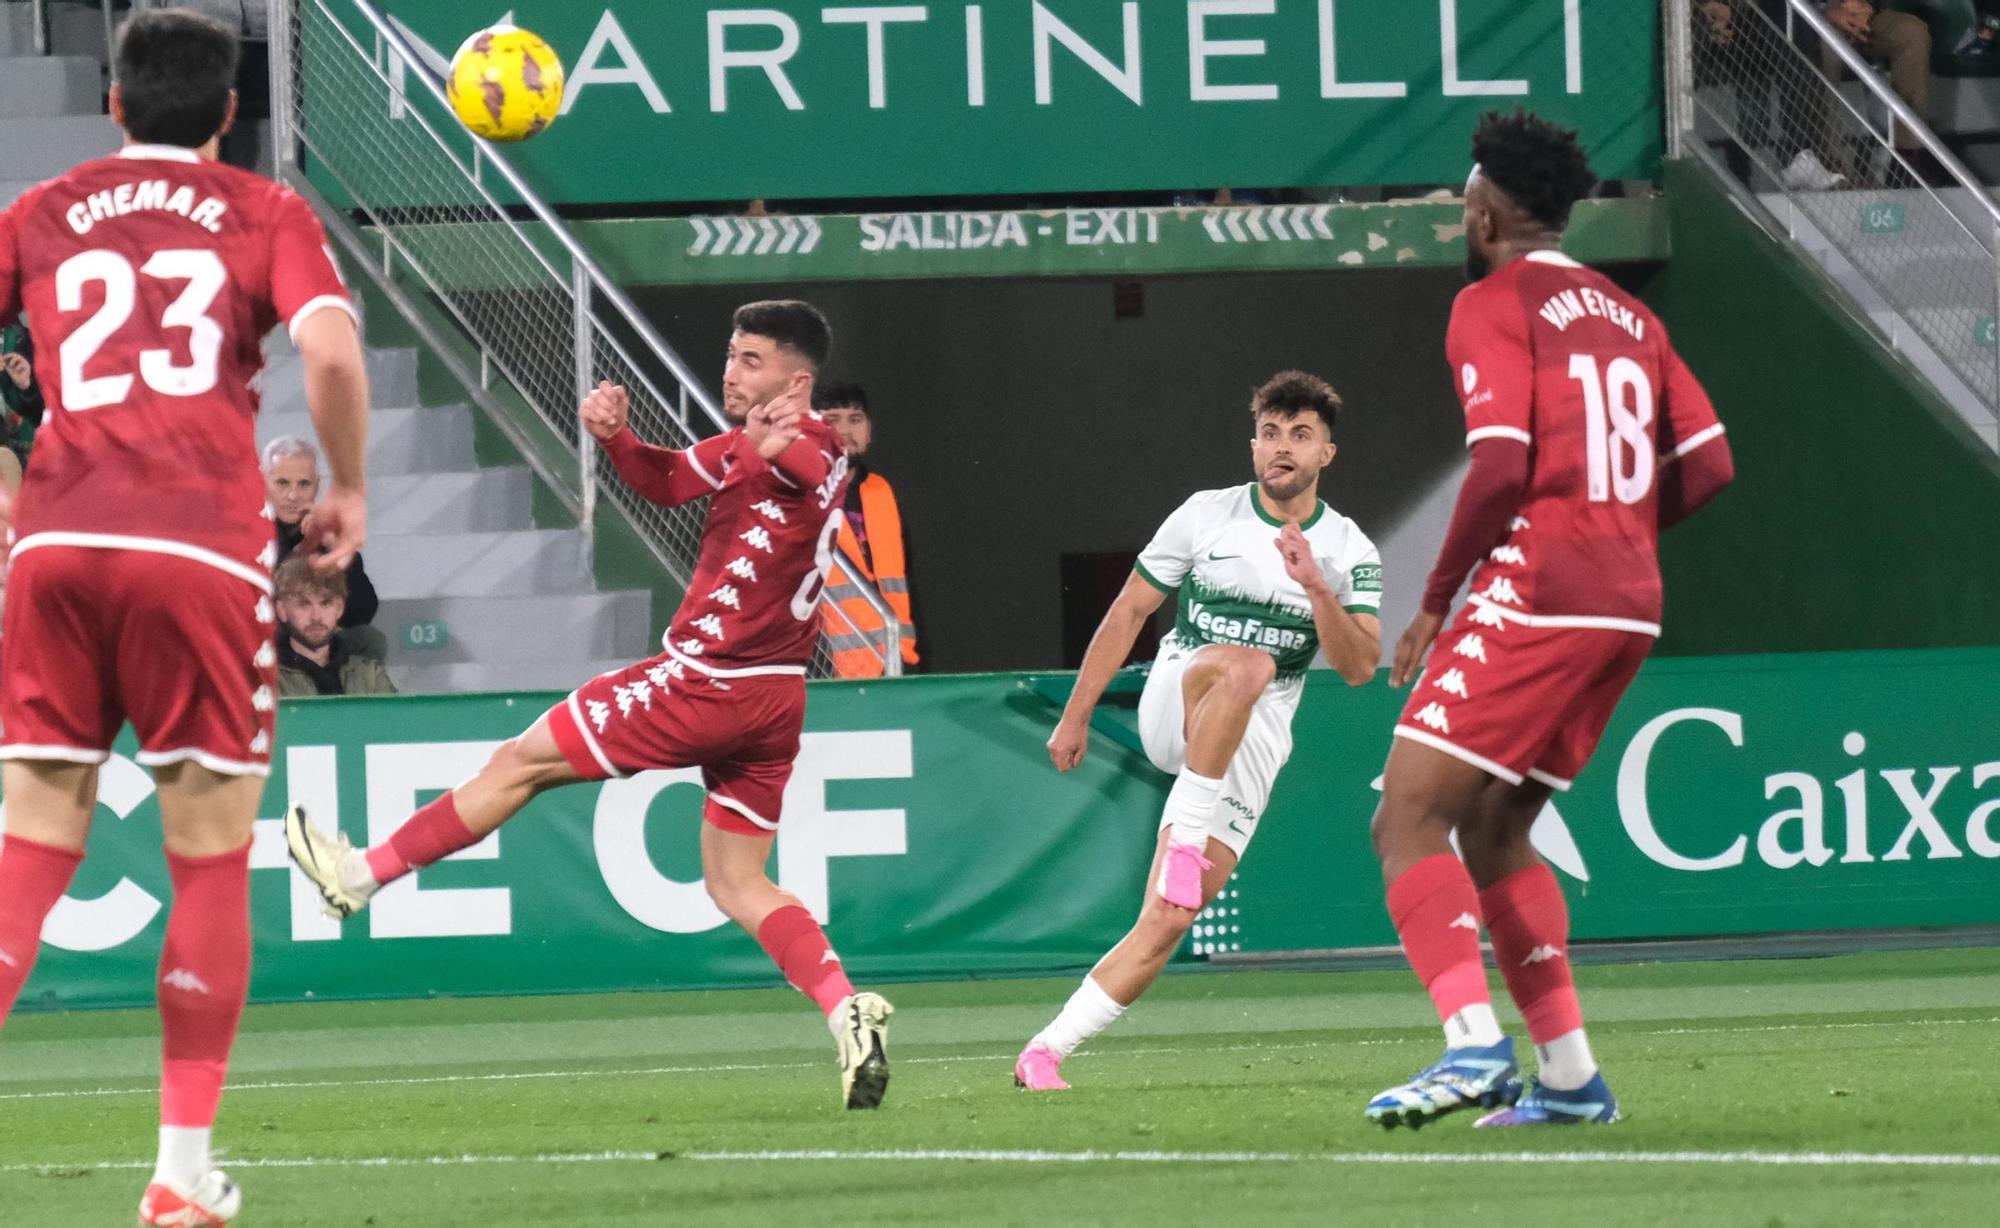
left=1480, top=863, right=1583, bottom=1044
left=756, top=905, right=855, bottom=1016
left=366, top=792, right=479, bottom=887
left=1387, top=854, right=1491, bottom=1024
left=0, top=835, right=85, bottom=1027
left=159, top=844, right=252, bottom=1128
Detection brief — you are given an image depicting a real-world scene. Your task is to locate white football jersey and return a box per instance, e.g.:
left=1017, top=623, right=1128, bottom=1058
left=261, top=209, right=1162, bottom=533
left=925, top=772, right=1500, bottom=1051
left=1136, top=483, right=1382, bottom=692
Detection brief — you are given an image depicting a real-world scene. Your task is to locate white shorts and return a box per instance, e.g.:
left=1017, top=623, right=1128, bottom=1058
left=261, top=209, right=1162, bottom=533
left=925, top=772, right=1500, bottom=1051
left=1137, top=642, right=1298, bottom=859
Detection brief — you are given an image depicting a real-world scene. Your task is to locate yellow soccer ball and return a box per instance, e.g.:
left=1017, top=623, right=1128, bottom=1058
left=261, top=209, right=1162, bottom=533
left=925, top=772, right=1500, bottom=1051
left=447, top=25, right=565, bottom=143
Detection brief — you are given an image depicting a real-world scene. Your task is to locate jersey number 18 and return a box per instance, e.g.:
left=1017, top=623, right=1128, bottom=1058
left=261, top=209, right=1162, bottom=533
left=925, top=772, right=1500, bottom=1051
left=1568, top=353, right=1655, bottom=505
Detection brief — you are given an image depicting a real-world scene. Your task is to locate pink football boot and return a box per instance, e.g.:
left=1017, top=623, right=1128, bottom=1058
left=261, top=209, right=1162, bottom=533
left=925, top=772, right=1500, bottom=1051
left=1014, top=1042, right=1071, bottom=1091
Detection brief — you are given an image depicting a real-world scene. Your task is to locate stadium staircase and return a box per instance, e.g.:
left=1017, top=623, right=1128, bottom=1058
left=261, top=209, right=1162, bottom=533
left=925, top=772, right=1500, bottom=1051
left=0, top=3, right=117, bottom=209
left=1672, top=0, right=2000, bottom=453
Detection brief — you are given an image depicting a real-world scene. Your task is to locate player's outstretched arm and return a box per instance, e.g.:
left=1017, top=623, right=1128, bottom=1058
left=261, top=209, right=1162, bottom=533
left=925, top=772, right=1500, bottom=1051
left=1394, top=439, right=1530, bottom=686
left=297, top=307, right=369, bottom=573
left=1048, top=573, right=1167, bottom=772
left=584, top=382, right=724, bottom=508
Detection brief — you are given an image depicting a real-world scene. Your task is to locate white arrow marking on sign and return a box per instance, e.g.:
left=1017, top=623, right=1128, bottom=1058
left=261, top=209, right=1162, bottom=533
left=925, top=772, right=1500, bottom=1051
left=689, top=218, right=715, bottom=257
left=1311, top=206, right=1335, bottom=240
left=755, top=218, right=782, bottom=256
left=800, top=217, right=823, bottom=253
left=1369, top=774, right=1590, bottom=882
left=734, top=219, right=760, bottom=257
left=1202, top=214, right=1228, bottom=243
left=1272, top=209, right=1300, bottom=242
left=776, top=217, right=804, bottom=255
left=1244, top=209, right=1269, bottom=242
left=1223, top=212, right=1249, bottom=242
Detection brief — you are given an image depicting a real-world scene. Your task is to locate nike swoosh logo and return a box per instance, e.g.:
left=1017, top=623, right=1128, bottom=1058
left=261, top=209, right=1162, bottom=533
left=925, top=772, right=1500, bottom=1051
left=1207, top=552, right=1242, bottom=562
left=1227, top=817, right=1251, bottom=837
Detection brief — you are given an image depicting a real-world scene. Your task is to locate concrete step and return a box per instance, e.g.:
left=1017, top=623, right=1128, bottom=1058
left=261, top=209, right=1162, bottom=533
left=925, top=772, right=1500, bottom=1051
left=256, top=404, right=476, bottom=476
left=367, top=468, right=536, bottom=534
left=0, top=55, right=99, bottom=118
left=390, top=658, right=640, bottom=698
left=375, top=591, right=653, bottom=666
left=365, top=529, right=592, bottom=600
left=0, top=3, right=112, bottom=61
left=260, top=348, right=419, bottom=415
left=0, top=114, right=119, bottom=181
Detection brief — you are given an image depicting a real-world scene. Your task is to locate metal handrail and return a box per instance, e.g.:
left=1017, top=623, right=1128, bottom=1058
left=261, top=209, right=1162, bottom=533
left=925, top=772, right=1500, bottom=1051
left=273, top=0, right=905, bottom=676
left=30, top=0, right=49, bottom=55
left=1783, top=0, right=2000, bottom=231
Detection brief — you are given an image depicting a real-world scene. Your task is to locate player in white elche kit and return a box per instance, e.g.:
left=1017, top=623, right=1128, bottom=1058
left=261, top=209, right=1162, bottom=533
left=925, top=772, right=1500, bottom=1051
left=1018, top=372, right=1382, bottom=1089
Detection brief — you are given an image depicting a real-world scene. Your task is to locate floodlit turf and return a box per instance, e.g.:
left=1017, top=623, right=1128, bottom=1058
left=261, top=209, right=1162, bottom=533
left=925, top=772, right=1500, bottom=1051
left=4, top=948, right=1998, bottom=1225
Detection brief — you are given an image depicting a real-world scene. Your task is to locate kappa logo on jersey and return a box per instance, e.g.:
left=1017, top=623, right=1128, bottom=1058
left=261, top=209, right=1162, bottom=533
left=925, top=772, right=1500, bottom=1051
left=751, top=500, right=788, bottom=524
left=161, top=968, right=212, bottom=995
left=725, top=557, right=759, bottom=582
left=254, top=641, right=276, bottom=669
left=1490, top=545, right=1527, bottom=566
left=1449, top=913, right=1480, bottom=931
left=588, top=699, right=612, bottom=733
left=254, top=597, right=275, bottom=625
left=1481, top=577, right=1523, bottom=606
left=612, top=682, right=653, bottom=717
left=249, top=730, right=270, bottom=756
left=677, top=638, right=705, bottom=657
left=1413, top=702, right=1452, bottom=733
left=1521, top=945, right=1566, bottom=965
left=820, top=950, right=842, bottom=965
left=1509, top=516, right=1532, bottom=532
left=251, top=686, right=275, bottom=714
left=708, top=584, right=743, bottom=610
left=691, top=614, right=727, bottom=641
left=257, top=541, right=277, bottom=569
left=1453, top=634, right=1489, bottom=664
left=1433, top=668, right=1471, bottom=699
left=1469, top=604, right=1509, bottom=630
left=645, top=661, right=682, bottom=689
left=740, top=526, right=774, bottom=553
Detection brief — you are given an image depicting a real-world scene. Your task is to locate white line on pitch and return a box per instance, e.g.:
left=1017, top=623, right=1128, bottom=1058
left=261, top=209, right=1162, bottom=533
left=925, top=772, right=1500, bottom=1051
left=7, top=1149, right=2000, bottom=1175
left=4, top=1016, right=1994, bottom=1104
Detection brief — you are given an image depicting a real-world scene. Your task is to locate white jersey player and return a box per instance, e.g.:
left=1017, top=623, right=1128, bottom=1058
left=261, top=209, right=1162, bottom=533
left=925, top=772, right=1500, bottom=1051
left=1019, top=371, right=1382, bottom=1090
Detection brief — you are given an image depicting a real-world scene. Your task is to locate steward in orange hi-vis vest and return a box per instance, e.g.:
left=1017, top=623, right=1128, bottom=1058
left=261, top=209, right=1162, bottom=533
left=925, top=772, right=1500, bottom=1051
left=813, top=383, right=919, bottom=677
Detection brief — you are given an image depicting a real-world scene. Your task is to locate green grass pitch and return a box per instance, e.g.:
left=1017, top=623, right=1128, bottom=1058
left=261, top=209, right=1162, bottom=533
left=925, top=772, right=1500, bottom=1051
left=4, top=948, right=1997, bottom=1225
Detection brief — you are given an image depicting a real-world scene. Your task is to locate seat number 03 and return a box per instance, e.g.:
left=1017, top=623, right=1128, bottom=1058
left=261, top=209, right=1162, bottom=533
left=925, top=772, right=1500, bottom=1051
left=56, top=248, right=228, bottom=411
left=1568, top=353, right=1655, bottom=505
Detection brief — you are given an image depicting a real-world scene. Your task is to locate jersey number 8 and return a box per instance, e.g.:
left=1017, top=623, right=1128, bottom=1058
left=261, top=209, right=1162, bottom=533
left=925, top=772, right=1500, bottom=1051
left=57, top=248, right=228, bottom=411
left=1568, top=353, right=1655, bottom=505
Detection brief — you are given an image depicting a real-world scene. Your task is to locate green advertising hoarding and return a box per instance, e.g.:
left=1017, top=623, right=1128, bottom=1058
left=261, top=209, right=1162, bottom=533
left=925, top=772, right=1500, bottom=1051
left=335, top=0, right=1661, bottom=203
left=6, top=650, right=1997, bottom=1012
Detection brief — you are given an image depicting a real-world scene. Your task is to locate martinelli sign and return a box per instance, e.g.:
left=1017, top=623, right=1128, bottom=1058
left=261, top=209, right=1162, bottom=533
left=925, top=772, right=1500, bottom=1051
left=364, top=1, right=1662, bottom=204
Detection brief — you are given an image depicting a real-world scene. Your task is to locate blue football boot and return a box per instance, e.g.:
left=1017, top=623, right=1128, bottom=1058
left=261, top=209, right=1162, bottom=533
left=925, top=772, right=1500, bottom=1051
left=1365, top=1037, right=1523, bottom=1130
left=1474, top=1072, right=1622, bottom=1127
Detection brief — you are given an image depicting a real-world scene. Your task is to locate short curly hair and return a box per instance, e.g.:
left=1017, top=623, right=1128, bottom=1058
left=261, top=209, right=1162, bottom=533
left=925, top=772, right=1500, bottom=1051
left=1250, top=371, right=1341, bottom=436
left=1473, top=109, right=1598, bottom=232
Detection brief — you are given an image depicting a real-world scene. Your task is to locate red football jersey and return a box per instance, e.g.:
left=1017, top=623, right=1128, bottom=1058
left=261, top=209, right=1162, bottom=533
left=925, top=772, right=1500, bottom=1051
left=662, top=413, right=852, bottom=675
left=1448, top=250, right=1724, bottom=635
left=0, top=145, right=354, bottom=585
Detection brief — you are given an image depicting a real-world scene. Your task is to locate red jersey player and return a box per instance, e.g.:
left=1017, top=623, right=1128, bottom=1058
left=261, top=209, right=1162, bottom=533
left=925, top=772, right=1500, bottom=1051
left=1363, top=111, right=1735, bottom=1130
left=0, top=11, right=369, bottom=1225
left=286, top=301, right=898, bottom=1110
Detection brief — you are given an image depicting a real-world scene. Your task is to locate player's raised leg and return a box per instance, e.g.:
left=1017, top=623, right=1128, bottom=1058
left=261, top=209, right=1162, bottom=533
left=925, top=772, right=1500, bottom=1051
left=700, top=819, right=894, bottom=1110
left=1017, top=830, right=1238, bottom=1091
left=1457, top=782, right=1616, bottom=1126
left=1363, top=737, right=1522, bottom=1129
left=287, top=712, right=582, bottom=918
left=1155, top=646, right=1273, bottom=908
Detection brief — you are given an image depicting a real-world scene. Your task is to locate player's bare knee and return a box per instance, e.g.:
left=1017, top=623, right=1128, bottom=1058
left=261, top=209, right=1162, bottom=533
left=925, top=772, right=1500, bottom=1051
left=1136, top=900, right=1195, bottom=952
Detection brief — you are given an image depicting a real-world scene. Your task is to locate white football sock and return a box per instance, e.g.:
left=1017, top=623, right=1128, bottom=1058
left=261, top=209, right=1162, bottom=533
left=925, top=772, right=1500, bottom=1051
left=338, top=849, right=381, bottom=900
left=1535, top=1028, right=1599, bottom=1091
left=1444, top=1003, right=1506, bottom=1049
left=1033, top=976, right=1126, bottom=1059
left=152, top=1126, right=211, bottom=1189
left=1163, top=769, right=1223, bottom=848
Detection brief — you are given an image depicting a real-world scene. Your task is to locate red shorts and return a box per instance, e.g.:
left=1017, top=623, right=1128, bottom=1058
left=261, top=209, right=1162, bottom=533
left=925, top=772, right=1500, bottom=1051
left=1394, top=606, right=1653, bottom=790
left=0, top=545, right=277, bottom=775
left=546, top=653, right=806, bottom=836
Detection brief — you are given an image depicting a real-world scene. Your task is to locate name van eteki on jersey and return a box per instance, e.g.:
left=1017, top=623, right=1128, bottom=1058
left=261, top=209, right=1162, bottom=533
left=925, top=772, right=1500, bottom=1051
left=66, top=180, right=228, bottom=236
left=1537, top=287, right=1646, bottom=341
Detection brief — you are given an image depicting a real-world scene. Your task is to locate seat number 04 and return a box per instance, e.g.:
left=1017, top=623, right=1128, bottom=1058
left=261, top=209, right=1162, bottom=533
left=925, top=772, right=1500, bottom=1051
left=1568, top=354, right=1655, bottom=505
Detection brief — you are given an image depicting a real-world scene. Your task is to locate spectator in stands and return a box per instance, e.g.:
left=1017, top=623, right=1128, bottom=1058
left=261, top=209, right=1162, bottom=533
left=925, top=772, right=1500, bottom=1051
left=0, top=322, right=41, bottom=497
left=1819, top=1, right=1948, bottom=182
left=273, top=558, right=397, bottom=698
left=263, top=437, right=386, bottom=658
left=1696, top=1, right=1850, bottom=189
left=1958, top=2, right=2000, bottom=60
left=813, top=383, right=921, bottom=677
